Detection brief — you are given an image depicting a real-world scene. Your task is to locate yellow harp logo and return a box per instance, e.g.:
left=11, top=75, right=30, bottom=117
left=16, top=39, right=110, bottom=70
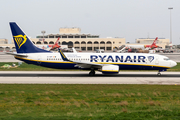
left=13, top=35, right=27, bottom=49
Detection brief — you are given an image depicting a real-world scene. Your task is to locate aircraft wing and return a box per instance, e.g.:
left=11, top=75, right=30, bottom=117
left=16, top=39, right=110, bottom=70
left=58, top=49, right=103, bottom=69
left=6, top=52, right=28, bottom=57
left=45, top=47, right=51, bottom=51
left=72, top=61, right=103, bottom=69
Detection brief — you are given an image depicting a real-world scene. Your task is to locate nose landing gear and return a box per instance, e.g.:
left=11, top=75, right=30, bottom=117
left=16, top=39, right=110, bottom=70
left=157, top=69, right=167, bottom=76
left=157, top=70, right=162, bottom=75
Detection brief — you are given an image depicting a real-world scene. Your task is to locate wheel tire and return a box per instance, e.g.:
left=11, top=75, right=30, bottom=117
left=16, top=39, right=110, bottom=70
left=157, top=73, right=161, bottom=75
left=89, top=71, right=95, bottom=76
left=89, top=72, right=93, bottom=76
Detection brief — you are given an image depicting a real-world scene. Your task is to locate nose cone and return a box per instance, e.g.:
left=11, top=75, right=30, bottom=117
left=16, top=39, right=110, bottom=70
left=171, top=61, right=177, bottom=67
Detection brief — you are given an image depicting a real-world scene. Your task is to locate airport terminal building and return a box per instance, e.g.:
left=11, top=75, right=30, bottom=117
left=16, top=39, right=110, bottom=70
left=1, top=27, right=171, bottom=51
left=30, top=28, right=125, bottom=51
left=0, top=39, right=10, bottom=51
left=135, top=38, right=170, bottom=48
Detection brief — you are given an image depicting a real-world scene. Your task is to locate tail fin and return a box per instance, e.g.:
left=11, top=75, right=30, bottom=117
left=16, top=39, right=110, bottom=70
left=9, top=22, right=50, bottom=53
left=152, top=37, right=158, bottom=45
left=55, top=37, right=60, bottom=45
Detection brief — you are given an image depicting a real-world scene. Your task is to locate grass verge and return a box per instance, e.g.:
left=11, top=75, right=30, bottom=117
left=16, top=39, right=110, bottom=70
left=0, top=84, right=180, bottom=119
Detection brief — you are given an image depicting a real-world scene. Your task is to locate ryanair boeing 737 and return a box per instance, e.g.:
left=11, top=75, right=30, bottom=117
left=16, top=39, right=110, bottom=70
left=8, top=22, right=177, bottom=75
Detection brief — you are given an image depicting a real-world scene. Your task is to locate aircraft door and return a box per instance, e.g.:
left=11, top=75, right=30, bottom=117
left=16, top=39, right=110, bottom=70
left=37, top=55, right=41, bottom=64
left=155, top=57, right=159, bottom=65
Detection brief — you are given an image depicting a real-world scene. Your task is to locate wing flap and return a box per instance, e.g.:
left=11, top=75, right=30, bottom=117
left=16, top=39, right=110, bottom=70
left=74, top=61, right=103, bottom=69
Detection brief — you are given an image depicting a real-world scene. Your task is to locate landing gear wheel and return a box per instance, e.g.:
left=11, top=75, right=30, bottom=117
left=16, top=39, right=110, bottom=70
left=157, top=72, right=161, bottom=76
left=89, top=70, right=95, bottom=76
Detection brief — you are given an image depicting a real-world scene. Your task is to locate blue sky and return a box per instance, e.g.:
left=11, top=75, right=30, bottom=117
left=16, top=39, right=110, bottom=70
left=0, top=0, right=180, bottom=44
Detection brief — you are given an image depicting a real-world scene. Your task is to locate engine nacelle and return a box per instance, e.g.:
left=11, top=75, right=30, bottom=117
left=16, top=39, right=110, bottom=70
left=101, top=65, right=119, bottom=74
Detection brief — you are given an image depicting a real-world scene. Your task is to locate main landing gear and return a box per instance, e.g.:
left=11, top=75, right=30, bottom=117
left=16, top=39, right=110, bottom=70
left=157, top=71, right=161, bottom=76
left=89, top=69, right=95, bottom=76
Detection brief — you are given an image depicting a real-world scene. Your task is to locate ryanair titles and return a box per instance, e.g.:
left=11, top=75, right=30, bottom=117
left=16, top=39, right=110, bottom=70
left=90, top=55, right=152, bottom=63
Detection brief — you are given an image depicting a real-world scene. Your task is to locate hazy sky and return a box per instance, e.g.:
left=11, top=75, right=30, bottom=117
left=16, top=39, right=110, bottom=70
left=0, top=0, right=180, bottom=44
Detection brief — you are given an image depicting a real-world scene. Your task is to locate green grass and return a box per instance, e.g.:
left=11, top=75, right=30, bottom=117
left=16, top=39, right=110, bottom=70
left=0, top=84, right=180, bottom=119
left=0, top=62, right=77, bottom=71
left=0, top=62, right=180, bottom=71
left=167, top=62, right=180, bottom=71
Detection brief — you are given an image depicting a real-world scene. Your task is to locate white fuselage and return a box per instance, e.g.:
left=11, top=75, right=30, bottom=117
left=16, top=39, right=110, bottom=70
left=15, top=52, right=177, bottom=71
left=126, top=45, right=145, bottom=49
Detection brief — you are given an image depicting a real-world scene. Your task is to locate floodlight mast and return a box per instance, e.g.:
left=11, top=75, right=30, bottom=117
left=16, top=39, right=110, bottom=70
left=168, top=7, right=173, bottom=44
left=41, top=31, right=46, bottom=45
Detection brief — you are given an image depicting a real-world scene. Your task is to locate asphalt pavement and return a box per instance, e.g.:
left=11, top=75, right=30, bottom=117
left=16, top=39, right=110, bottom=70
left=0, top=71, right=179, bottom=84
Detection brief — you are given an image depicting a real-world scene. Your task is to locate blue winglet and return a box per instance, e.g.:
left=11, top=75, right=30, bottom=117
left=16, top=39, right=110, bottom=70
left=58, top=48, right=69, bottom=61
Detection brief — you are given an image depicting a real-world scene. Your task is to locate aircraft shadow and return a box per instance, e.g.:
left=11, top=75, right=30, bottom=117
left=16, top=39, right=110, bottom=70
left=0, top=73, right=180, bottom=77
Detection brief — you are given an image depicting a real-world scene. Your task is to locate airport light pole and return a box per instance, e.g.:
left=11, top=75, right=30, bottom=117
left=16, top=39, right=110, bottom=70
left=168, top=7, right=173, bottom=44
left=41, top=31, right=46, bottom=45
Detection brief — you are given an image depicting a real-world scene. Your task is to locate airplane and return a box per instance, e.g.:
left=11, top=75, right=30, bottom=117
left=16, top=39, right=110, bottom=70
left=125, top=37, right=159, bottom=49
left=144, top=37, right=158, bottom=49
left=48, top=37, right=61, bottom=50
left=8, top=22, right=177, bottom=75
left=36, top=37, right=61, bottom=50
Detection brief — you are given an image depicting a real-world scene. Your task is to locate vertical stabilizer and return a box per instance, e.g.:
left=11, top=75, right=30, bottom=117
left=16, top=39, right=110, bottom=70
left=55, top=37, right=60, bottom=45
left=10, top=22, right=50, bottom=53
left=152, top=37, right=158, bottom=46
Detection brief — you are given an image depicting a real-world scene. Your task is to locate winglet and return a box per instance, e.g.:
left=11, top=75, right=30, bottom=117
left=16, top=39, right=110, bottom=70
left=72, top=47, right=77, bottom=53
left=58, top=48, right=69, bottom=61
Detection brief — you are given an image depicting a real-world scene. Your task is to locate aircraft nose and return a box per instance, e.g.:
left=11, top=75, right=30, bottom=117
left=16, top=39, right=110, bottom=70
left=171, top=61, right=177, bottom=67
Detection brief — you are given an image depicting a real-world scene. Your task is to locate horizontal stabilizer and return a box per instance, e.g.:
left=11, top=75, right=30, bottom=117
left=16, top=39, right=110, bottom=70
left=6, top=52, right=28, bottom=57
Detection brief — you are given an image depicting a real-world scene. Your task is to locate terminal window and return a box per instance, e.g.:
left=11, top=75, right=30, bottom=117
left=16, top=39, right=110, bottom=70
left=62, top=36, right=67, bottom=38
left=75, top=36, right=80, bottom=38
left=56, top=36, right=61, bottom=38
left=49, top=36, right=54, bottom=38
left=68, top=36, right=73, bottom=38
left=81, top=36, right=86, bottom=38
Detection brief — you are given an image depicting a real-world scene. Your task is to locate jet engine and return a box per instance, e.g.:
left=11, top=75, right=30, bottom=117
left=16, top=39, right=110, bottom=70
left=101, top=65, right=119, bottom=74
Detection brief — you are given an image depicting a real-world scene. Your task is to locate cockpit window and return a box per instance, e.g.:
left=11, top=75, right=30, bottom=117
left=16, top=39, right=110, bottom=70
left=164, top=58, right=170, bottom=61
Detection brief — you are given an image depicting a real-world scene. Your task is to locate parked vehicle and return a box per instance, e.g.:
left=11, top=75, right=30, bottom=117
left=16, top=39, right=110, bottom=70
left=163, top=49, right=173, bottom=53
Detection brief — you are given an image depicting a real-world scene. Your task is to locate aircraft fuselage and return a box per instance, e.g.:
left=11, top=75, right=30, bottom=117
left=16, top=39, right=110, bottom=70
left=15, top=52, right=177, bottom=71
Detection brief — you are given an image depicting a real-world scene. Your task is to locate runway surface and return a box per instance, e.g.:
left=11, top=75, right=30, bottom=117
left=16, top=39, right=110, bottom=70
left=0, top=71, right=180, bottom=84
